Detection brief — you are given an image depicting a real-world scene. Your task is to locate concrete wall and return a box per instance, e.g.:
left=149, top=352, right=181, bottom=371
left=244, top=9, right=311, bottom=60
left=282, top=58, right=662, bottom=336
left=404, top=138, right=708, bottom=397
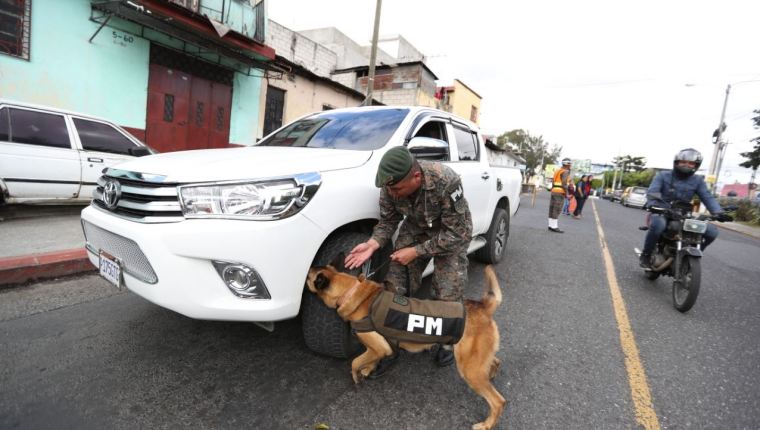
left=0, top=0, right=266, bottom=146
left=352, top=64, right=436, bottom=107
left=267, top=20, right=336, bottom=78
left=378, top=35, right=423, bottom=63
left=299, top=27, right=369, bottom=69
left=331, top=71, right=356, bottom=90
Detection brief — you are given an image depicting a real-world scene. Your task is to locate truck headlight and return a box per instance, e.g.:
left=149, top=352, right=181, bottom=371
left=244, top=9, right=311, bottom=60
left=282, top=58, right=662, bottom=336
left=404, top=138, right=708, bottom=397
left=178, top=172, right=321, bottom=220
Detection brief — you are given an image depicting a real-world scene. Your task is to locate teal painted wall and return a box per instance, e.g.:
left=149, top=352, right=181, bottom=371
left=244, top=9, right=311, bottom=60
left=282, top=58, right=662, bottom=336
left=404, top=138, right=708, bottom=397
left=231, top=71, right=262, bottom=145
left=0, top=0, right=264, bottom=145
left=0, top=0, right=149, bottom=128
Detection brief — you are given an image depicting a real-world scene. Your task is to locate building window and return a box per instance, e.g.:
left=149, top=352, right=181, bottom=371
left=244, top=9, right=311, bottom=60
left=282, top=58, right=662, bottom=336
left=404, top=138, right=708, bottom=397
left=470, top=105, right=478, bottom=123
left=0, top=0, right=31, bottom=60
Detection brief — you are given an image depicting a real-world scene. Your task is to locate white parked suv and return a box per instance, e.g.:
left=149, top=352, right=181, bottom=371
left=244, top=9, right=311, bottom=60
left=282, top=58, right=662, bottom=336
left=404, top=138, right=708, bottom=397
left=0, top=100, right=153, bottom=205
left=80, top=106, right=522, bottom=357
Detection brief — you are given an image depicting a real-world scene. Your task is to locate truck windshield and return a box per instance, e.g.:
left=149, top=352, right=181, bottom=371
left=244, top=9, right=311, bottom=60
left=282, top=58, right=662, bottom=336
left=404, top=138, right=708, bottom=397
left=257, top=108, right=409, bottom=150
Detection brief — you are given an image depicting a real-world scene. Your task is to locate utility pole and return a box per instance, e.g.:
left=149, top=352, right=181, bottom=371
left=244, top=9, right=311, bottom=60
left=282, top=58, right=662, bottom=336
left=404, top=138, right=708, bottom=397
left=715, top=140, right=730, bottom=189
left=362, top=0, right=382, bottom=106
left=707, top=84, right=730, bottom=192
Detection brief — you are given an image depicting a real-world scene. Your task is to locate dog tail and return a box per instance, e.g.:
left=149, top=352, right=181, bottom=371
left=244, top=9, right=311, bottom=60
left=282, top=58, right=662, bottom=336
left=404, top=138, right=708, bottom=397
left=481, top=265, right=502, bottom=315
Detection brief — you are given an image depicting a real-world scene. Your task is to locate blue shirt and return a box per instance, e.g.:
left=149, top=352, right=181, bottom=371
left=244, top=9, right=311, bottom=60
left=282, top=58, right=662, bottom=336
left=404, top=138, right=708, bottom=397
left=646, top=171, right=722, bottom=214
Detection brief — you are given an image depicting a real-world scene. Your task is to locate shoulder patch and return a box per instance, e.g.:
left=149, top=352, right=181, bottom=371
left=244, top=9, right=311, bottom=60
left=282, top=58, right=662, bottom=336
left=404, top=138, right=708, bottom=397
left=450, top=184, right=464, bottom=204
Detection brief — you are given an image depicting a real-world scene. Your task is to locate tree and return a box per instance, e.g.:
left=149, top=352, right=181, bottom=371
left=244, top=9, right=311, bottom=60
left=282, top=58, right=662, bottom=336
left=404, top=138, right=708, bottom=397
left=739, top=109, right=760, bottom=196
left=496, top=129, right=528, bottom=152
left=612, top=155, right=647, bottom=172
left=496, top=129, right=561, bottom=182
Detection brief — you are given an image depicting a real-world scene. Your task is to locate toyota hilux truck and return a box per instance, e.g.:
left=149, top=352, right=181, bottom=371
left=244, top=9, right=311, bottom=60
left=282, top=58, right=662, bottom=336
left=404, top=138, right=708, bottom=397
left=80, top=106, right=522, bottom=358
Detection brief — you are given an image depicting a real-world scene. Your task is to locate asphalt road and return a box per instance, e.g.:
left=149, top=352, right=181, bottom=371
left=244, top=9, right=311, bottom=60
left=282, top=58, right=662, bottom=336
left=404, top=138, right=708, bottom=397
left=1, top=195, right=758, bottom=429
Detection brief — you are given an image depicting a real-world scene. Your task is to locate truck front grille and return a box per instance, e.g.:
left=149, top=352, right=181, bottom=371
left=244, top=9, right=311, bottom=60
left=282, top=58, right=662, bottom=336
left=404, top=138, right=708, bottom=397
left=82, top=220, right=158, bottom=284
left=93, top=174, right=184, bottom=223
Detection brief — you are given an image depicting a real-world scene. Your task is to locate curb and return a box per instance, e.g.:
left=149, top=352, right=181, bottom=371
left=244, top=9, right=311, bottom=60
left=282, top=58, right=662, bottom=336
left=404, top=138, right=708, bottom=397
left=714, top=222, right=760, bottom=240
left=0, top=248, right=95, bottom=286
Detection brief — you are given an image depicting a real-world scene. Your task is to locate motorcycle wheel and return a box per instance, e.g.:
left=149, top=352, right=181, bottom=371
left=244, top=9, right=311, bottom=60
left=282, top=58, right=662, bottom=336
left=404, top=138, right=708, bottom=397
left=672, top=255, right=701, bottom=313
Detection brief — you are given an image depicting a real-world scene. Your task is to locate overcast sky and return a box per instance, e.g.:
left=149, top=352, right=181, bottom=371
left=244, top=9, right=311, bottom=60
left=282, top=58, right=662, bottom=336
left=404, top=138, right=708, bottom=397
left=269, top=0, right=760, bottom=185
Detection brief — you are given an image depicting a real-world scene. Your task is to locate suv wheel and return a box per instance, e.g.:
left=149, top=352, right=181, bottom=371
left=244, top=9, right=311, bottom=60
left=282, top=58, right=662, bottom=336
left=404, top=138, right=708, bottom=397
left=301, top=231, right=389, bottom=358
left=474, top=208, right=509, bottom=264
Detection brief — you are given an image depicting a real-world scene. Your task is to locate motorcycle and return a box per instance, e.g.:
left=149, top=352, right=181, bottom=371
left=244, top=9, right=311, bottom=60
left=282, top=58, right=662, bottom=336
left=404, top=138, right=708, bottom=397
left=634, top=196, right=726, bottom=313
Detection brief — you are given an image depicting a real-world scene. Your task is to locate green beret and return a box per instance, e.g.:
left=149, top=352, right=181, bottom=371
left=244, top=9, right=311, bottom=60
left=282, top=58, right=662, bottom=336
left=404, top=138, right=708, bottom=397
left=375, top=146, right=414, bottom=187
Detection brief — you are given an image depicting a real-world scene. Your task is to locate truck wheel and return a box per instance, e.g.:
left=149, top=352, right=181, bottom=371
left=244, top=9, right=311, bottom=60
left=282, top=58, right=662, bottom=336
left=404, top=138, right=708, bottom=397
left=301, top=231, right=388, bottom=358
left=475, top=208, right=509, bottom=264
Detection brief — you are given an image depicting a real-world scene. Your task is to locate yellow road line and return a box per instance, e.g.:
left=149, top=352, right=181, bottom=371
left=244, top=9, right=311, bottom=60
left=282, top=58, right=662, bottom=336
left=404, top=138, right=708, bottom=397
left=591, top=200, right=661, bottom=430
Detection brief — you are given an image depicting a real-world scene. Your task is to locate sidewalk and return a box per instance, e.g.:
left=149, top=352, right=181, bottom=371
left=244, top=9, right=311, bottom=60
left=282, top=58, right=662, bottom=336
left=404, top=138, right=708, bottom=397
left=715, top=220, right=760, bottom=240
left=0, top=206, right=93, bottom=286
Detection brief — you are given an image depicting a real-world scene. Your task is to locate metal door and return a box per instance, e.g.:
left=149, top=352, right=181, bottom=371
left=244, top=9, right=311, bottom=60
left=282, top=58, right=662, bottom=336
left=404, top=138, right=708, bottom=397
left=146, top=64, right=191, bottom=152
left=263, top=86, right=285, bottom=136
left=209, top=81, right=232, bottom=148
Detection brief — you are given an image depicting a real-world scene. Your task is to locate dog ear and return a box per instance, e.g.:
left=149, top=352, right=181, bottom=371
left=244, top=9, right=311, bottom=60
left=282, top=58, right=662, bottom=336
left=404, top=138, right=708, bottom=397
left=314, top=272, right=331, bottom=291
left=329, top=252, right=346, bottom=272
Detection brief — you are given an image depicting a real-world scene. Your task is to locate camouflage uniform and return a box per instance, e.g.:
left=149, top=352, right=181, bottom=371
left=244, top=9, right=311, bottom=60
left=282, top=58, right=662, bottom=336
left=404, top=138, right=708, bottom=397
left=370, top=161, right=473, bottom=302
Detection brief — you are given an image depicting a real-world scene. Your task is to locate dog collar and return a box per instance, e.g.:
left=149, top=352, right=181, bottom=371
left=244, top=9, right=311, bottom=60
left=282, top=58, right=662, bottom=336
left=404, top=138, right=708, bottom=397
left=336, top=280, right=362, bottom=308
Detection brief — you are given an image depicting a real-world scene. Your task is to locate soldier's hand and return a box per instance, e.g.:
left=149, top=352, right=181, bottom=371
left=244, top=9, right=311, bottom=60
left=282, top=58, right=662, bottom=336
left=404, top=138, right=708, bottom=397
left=390, top=247, right=418, bottom=266
left=345, top=240, right=379, bottom=270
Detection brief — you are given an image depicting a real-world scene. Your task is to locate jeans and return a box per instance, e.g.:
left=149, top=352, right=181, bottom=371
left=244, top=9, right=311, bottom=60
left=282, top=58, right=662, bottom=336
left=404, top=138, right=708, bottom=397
left=573, top=197, right=587, bottom=216
left=561, top=197, right=570, bottom=214
left=642, top=215, right=719, bottom=255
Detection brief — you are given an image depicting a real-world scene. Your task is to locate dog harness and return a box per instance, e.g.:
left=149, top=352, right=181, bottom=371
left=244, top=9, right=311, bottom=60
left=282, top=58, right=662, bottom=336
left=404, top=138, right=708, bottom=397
left=351, top=290, right=466, bottom=345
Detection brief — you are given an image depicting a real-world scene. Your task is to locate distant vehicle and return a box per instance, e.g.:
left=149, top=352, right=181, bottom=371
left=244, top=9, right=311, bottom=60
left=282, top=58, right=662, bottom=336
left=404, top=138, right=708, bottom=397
left=606, top=189, right=623, bottom=202
left=0, top=100, right=154, bottom=205
left=621, top=186, right=648, bottom=208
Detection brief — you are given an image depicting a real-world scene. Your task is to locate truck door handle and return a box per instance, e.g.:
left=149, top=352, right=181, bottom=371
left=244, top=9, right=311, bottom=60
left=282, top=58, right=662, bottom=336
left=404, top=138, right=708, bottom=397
left=88, top=157, right=104, bottom=163
left=481, top=172, right=490, bottom=180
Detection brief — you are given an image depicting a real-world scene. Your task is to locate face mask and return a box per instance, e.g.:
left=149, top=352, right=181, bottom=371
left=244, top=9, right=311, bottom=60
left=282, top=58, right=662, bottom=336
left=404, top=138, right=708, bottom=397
left=675, top=165, right=695, bottom=176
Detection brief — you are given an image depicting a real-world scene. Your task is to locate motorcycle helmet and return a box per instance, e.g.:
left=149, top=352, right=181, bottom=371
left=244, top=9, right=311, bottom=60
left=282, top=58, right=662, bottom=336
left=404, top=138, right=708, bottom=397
left=673, top=148, right=702, bottom=177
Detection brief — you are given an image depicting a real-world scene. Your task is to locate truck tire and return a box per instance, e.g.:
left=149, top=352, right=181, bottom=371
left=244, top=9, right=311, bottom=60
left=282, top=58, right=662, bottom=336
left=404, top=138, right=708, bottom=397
left=475, top=208, right=509, bottom=264
left=301, top=231, right=389, bottom=358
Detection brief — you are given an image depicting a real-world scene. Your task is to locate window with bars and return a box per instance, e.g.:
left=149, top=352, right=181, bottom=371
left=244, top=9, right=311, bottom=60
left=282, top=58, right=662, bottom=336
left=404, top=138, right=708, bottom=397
left=0, top=0, right=31, bottom=60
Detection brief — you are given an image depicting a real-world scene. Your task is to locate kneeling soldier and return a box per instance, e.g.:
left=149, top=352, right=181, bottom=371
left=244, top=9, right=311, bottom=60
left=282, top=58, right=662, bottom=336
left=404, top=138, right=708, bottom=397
left=345, top=146, right=473, bottom=377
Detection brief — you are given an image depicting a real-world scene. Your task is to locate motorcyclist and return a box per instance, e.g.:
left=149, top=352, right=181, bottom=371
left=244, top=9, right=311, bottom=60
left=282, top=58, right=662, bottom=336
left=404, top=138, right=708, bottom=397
left=639, top=148, right=732, bottom=269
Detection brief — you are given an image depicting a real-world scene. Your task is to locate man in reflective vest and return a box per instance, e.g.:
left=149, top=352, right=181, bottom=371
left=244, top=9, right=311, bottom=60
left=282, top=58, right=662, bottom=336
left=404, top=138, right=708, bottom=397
left=548, top=158, right=572, bottom=233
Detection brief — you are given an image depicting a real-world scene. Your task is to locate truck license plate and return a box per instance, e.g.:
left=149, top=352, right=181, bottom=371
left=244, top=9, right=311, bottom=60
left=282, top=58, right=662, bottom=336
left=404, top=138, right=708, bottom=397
left=99, top=251, right=122, bottom=289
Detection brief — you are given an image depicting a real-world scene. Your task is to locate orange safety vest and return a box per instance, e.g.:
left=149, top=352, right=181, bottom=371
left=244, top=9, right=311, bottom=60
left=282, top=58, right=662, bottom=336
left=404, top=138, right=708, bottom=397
left=551, top=168, right=566, bottom=193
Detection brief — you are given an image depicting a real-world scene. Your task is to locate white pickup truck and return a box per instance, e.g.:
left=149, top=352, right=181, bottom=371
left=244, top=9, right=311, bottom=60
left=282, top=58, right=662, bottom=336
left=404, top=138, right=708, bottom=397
left=80, top=106, right=522, bottom=357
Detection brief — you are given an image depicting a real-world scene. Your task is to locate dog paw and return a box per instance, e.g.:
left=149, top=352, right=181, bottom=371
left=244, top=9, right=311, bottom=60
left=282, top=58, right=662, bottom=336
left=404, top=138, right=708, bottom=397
left=471, top=423, right=489, bottom=430
left=360, top=366, right=374, bottom=378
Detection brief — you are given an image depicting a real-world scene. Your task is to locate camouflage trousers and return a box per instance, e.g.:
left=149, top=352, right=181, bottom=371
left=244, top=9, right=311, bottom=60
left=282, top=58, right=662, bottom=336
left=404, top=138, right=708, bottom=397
left=383, top=231, right=468, bottom=302
left=548, top=192, right=565, bottom=219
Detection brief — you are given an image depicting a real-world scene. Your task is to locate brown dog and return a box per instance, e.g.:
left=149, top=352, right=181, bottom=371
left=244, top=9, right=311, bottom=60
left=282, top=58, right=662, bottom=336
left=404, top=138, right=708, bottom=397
left=306, top=264, right=506, bottom=430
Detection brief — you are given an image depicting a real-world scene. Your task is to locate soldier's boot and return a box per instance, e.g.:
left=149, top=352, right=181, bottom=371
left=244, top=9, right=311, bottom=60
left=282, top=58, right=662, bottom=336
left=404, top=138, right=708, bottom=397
left=434, top=344, right=455, bottom=367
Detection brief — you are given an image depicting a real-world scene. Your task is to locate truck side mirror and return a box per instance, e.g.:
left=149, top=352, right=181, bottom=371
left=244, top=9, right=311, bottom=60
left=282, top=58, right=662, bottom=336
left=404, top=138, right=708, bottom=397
left=407, top=137, right=449, bottom=161
left=128, top=147, right=153, bottom=157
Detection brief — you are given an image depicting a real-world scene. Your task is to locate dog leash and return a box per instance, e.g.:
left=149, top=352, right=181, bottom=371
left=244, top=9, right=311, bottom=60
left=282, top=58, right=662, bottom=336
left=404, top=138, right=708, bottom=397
left=366, top=258, right=391, bottom=279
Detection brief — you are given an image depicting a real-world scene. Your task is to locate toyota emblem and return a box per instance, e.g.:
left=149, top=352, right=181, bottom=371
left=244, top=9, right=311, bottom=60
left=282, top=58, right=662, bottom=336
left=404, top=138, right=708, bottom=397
left=102, top=180, right=122, bottom=209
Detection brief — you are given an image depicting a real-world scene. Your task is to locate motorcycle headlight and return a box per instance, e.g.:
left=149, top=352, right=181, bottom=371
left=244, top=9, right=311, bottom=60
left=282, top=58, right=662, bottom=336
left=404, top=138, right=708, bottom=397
left=178, top=172, right=321, bottom=220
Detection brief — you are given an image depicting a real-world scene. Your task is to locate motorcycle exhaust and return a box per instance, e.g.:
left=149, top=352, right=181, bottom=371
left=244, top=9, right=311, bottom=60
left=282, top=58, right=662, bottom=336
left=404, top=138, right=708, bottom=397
left=652, top=257, right=673, bottom=272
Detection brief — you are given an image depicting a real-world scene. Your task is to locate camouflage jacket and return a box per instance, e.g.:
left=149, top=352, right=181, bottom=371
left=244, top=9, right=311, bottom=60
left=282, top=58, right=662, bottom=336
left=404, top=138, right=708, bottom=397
left=370, top=161, right=473, bottom=257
